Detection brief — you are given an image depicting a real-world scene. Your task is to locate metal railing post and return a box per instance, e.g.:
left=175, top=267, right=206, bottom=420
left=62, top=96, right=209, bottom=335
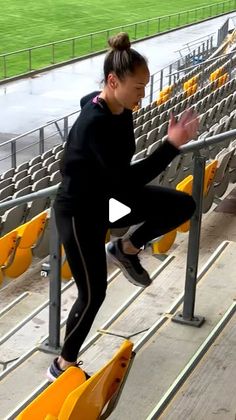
left=72, top=39, right=75, bottom=58
left=149, top=74, right=154, bottom=103
left=28, top=49, right=32, bottom=71
left=160, top=69, right=164, bottom=91
left=52, top=43, right=55, bottom=64
left=187, top=11, right=189, bottom=24
left=177, top=12, right=180, bottom=26
left=11, top=140, right=17, bottom=168
left=40, top=207, right=62, bottom=353
left=39, top=127, right=45, bottom=154
left=64, top=117, right=69, bottom=141
left=172, top=152, right=206, bottom=327
left=168, top=64, right=172, bottom=85
left=3, top=55, right=7, bottom=79
left=48, top=207, right=61, bottom=350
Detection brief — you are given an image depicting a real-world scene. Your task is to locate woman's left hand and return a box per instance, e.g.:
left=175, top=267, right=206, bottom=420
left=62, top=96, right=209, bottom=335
left=167, top=108, right=199, bottom=149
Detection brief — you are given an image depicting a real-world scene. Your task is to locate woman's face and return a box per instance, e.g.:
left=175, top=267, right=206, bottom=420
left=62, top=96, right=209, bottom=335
left=110, top=66, right=150, bottom=110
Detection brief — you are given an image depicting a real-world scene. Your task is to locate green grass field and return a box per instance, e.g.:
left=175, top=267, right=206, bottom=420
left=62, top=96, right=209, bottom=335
left=0, top=0, right=234, bottom=78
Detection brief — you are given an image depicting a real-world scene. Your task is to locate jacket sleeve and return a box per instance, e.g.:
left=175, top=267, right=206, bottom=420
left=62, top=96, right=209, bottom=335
left=88, top=116, right=180, bottom=189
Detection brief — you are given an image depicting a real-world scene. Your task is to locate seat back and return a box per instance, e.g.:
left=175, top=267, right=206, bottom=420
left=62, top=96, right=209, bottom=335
left=0, top=177, right=13, bottom=191
left=0, top=230, right=18, bottom=266
left=4, top=211, right=47, bottom=278
left=17, top=340, right=134, bottom=420
left=58, top=340, right=134, bottom=420
left=16, top=367, right=87, bottom=420
left=0, top=184, right=15, bottom=201
left=1, top=204, right=27, bottom=236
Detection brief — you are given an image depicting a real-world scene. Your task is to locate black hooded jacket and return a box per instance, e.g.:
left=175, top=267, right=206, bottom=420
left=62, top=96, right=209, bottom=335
left=55, top=91, right=179, bottom=209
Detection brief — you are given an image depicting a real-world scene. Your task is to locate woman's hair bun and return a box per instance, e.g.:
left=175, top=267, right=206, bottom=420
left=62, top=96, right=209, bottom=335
left=108, top=32, right=131, bottom=51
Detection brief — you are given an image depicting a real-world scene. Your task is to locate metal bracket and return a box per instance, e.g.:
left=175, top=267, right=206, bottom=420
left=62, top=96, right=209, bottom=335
left=172, top=311, right=205, bottom=327
left=38, top=339, right=62, bottom=355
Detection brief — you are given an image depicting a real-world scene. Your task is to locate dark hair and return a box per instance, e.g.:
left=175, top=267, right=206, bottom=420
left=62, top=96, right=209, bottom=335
left=103, top=32, right=148, bottom=82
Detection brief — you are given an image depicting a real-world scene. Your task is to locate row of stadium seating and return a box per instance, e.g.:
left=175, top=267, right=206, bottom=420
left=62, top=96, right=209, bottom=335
left=0, top=144, right=63, bottom=181
left=174, top=45, right=236, bottom=89
left=0, top=142, right=64, bottom=235
left=133, top=88, right=236, bottom=153
left=133, top=76, right=236, bottom=129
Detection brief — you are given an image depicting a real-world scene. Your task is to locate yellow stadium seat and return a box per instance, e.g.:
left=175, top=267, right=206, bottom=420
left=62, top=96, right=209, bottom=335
left=203, top=160, right=217, bottom=194
left=132, top=104, right=140, bottom=112
left=17, top=340, right=134, bottom=420
left=191, top=83, right=197, bottom=95
left=186, top=87, right=192, bottom=97
left=162, top=85, right=173, bottom=95
left=183, top=81, right=190, bottom=91
left=61, top=245, right=72, bottom=281
left=210, top=67, right=223, bottom=83
left=156, top=97, right=163, bottom=106
left=0, top=230, right=19, bottom=285
left=157, top=85, right=173, bottom=104
left=16, top=365, right=87, bottom=420
left=217, top=72, right=228, bottom=88
left=176, top=160, right=218, bottom=232
left=4, top=211, right=47, bottom=278
left=152, top=229, right=177, bottom=254
left=183, top=77, right=198, bottom=92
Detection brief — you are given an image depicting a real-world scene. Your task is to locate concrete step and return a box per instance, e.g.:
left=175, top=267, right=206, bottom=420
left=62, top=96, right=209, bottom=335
left=109, top=241, right=236, bottom=420
left=6, top=240, right=236, bottom=420
left=2, top=203, right=236, bottom=417
left=0, top=252, right=161, bottom=366
left=159, top=308, right=236, bottom=420
left=0, top=253, right=169, bottom=418
left=1, top=237, right=228, bottom=419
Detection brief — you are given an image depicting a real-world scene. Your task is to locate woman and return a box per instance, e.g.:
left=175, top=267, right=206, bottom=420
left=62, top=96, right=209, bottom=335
left=47, top=32, right=198, bottom=381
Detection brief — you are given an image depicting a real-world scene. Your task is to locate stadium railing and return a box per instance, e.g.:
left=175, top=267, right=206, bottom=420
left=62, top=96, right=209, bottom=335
left=0, top=0, right=234, bottom=81
left=1, top=44, right=234, bottom=172
left=0, top=128, right=236, bottom=349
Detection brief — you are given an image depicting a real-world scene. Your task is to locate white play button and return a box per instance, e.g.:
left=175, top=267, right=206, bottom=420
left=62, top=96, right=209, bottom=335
left=109, top=198, right=131, bottom=223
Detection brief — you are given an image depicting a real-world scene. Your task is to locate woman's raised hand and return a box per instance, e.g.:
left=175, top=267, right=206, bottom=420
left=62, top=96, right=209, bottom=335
left=167, top=109, right=199, bottom=148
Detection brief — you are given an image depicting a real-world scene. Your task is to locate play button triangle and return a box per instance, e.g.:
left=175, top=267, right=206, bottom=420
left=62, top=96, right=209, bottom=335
left=109, top=198, right=131, bottom=223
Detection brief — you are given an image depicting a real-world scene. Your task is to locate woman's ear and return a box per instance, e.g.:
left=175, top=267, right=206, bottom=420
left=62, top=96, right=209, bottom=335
left=107, top=73, right=118, bottom=89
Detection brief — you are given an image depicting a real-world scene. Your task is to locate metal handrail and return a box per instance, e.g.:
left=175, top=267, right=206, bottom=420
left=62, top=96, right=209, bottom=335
left=1, top=128, right=235, bottom=213
left=0, top=127, right=235, bottom=349
left=0, top=109, right=79, bottom=148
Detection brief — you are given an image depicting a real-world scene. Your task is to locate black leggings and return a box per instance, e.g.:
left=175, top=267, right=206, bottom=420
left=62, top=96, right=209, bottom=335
left=54, top=185, right=195, bottom=361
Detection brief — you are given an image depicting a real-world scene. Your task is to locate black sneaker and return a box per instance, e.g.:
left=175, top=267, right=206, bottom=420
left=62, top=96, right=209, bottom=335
left=106, top=239, right=152, bottom=287
left=46, top=358, right=90, bottom=382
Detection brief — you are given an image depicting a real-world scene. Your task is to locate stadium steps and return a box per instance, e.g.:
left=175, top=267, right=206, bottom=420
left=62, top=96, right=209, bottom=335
left=0, top=252, right=172, bottom=418
left=0, top=209, right=231, bottom=419
left=5, top=239, right=236, bottom=419
left=109, top=240, right=236, bottom=420
left=1, top=187, right=236, bottom=417
left=159, top=305, right=236, bottom=420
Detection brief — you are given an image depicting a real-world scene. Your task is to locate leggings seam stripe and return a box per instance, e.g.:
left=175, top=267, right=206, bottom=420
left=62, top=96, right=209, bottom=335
left=62, top=216, right=91, bottom=350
